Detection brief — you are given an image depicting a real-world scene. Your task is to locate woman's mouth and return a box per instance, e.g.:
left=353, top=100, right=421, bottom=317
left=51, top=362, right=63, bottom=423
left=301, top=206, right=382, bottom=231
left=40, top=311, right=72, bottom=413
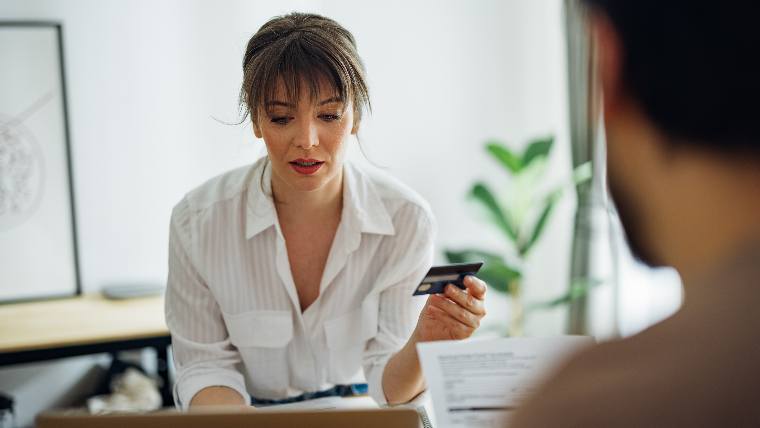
left=289, top=158, right=324, bottom=175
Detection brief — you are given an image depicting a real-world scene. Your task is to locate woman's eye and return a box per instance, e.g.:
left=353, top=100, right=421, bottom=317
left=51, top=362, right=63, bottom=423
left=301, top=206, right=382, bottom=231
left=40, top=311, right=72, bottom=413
left=270, top=116, right=292, bottom=125
left=319, top=114, right=341, bottom=122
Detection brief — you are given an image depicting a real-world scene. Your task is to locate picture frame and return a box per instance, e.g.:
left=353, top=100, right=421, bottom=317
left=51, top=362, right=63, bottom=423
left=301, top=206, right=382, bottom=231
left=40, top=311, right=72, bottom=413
left=0, top=21, right=81, bottom=303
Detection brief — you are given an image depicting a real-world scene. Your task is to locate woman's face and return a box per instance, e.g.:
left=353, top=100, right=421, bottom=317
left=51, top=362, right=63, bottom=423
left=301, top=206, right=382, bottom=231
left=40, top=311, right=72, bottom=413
left=254, top=78, right=356, bottom=196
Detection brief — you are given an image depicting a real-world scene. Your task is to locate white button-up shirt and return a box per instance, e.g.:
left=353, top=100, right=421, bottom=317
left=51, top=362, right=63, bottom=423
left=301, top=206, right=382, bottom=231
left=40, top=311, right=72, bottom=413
left=165, top=157, right=435, bottom=409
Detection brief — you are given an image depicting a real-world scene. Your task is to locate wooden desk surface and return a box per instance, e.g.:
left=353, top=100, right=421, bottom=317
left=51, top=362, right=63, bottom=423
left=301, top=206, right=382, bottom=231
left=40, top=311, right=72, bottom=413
left=0, top=293, right=168, bottom=353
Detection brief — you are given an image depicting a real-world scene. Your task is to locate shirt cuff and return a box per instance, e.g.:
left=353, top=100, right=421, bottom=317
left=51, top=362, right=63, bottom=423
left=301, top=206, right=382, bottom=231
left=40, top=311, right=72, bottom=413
left=174, top=370, right=249, bottom=410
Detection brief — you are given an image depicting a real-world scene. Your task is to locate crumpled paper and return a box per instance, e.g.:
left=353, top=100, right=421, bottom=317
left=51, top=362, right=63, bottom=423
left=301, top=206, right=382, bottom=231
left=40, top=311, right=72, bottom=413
left=87, top=367, right=162, bottom=413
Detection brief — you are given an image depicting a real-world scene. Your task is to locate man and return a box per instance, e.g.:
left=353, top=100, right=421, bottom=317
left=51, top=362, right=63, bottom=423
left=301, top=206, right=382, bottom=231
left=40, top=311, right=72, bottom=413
left=511, top=0, right=760, bottom=426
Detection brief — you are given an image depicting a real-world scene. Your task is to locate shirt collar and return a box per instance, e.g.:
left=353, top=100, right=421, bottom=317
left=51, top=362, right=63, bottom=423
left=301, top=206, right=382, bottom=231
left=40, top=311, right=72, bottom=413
left=245, top=159, right=395, bottom=240
left=343, top=162, right=395, bottom=236
left=245, top=158, right=277, bottom=239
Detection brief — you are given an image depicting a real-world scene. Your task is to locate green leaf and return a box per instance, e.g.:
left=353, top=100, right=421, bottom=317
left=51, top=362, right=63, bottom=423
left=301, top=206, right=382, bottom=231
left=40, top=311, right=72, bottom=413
left=479, top=264, right=519, bottom=294
left=519, top=189, right=563, bottom=256
left=443, top=249, right=521, bottom=294
left=527, top=278, right=602, bottom=311
left=444, top=249, right=502, bottom=264
left=470, top=182, right=518, bottom=243
left=521, top=136, right=554, bottom=168
left=486, top=142, right=522, bottom=174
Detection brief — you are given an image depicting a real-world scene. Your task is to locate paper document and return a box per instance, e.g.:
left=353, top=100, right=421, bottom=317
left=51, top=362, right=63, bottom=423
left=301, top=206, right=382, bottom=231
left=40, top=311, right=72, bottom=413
left=418, top=336, right=593, bottom=428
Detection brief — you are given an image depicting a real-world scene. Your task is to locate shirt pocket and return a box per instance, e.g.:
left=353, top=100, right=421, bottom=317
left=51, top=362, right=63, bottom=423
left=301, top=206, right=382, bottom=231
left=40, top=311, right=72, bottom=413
left=323, top=294, right=380, bottom=381
left=222, top=309, right=293, bottom=397
left=224, top=309, right=293, bottom=348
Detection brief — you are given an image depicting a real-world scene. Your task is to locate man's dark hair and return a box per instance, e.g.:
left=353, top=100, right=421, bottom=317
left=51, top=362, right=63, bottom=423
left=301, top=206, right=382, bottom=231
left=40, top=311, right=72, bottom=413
left=584, top=0, right=760, bottom=153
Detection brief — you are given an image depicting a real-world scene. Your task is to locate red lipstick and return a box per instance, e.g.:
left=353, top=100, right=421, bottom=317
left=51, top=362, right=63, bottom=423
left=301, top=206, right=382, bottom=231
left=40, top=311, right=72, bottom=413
left=289, top=158, right=324, bottom=175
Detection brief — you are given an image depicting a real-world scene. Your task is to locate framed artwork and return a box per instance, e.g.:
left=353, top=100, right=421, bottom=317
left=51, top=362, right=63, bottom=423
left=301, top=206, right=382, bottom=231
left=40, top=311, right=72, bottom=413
left=0, top=22, right=81, bottom=302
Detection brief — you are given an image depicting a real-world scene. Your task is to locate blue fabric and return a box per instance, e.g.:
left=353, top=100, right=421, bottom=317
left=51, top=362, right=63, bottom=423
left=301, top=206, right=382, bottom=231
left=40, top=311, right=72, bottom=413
left=250, top=383, right=369, bottom=406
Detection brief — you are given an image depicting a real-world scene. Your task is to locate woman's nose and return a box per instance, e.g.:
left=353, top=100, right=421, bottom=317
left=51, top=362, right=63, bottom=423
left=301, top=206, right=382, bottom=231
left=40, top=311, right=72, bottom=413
left=293, top=118, right=319, bottom=150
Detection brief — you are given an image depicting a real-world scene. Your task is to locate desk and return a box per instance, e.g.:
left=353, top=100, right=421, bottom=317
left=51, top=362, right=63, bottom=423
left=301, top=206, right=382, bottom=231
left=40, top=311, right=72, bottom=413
left=0, top=294, right=173, bottom=406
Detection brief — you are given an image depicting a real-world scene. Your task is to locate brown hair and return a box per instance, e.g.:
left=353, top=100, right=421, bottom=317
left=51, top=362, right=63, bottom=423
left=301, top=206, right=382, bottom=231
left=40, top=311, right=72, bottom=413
left=240, top=12, right=371, bottom=127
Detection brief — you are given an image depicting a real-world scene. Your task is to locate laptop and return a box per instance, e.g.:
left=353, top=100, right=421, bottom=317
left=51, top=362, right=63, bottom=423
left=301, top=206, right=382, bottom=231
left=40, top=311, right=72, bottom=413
left=36, top=407, right=421, bottom=428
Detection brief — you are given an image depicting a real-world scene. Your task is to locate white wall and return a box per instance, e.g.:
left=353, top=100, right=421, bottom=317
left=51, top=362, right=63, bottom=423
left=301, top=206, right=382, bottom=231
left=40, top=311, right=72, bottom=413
left=0, top=0, right=573, bottom=425
left=323, top=0, right=575, bottom=335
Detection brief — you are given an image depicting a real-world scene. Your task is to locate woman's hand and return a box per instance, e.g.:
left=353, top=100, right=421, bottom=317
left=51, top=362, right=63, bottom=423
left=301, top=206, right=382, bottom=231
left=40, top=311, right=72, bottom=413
left=190, top=386, right=248, bottom=408
left=381, top=276, right=487, bottom=404
left=413, top=275, right=487, bottom=342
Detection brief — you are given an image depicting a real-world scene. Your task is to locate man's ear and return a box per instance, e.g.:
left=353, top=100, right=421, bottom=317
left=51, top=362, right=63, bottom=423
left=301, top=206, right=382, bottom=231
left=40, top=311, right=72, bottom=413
left=591, top=12, right=624, bottom=118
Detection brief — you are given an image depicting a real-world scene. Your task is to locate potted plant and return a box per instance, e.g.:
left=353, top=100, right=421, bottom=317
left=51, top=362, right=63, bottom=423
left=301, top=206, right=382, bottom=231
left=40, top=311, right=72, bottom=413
left=445, top=136, right=593, bottom=336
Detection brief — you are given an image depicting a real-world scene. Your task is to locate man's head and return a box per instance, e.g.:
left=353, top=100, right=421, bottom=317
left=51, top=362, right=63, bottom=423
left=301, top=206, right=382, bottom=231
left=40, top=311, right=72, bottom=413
left=585, top=0, right=760, bottom=270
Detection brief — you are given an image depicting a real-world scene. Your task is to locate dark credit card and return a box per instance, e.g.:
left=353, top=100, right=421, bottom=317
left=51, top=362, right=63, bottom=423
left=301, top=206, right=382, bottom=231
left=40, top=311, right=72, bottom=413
left=413, top=262, right=484, bottom=296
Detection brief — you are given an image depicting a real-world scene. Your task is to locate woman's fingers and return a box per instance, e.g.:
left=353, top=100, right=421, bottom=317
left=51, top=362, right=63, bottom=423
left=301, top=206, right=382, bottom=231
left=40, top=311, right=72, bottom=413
left=463, top=275, right=487, bottom=299
left=426, top=305, right=473, bottom=339
left=429, top=293, right=480, bottom=329
left=443, top=282, right=486, bottom=317
left=417, top=276, right=489, bottom=342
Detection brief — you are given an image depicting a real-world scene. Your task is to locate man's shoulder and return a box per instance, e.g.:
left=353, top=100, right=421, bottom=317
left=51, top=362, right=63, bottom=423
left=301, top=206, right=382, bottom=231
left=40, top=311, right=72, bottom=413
left=511, top=310, right=760, bottom=427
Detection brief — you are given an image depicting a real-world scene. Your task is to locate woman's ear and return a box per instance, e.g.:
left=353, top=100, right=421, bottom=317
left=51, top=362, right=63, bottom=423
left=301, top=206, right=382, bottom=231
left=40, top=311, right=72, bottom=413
left=253, top=120, right=262, bottom=139
left=351, top=118, right=360, bottom=135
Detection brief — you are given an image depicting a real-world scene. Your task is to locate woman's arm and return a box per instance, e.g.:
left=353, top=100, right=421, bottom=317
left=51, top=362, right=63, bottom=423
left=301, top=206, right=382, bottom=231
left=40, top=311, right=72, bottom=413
left=379, top=332, right=425, bottom=404
left=166, top=199, right=249, bottom=409
left=381, top=276, right=487, bottom=404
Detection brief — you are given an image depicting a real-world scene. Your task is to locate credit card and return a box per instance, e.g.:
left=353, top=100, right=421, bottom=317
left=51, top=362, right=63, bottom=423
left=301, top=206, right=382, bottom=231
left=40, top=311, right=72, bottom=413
left=413, top=262, right=484, bottom=296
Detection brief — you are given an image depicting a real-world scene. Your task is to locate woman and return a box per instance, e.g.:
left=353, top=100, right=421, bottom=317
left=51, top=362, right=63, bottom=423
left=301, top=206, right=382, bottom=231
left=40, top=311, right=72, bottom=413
left=165, top=12, right=487, bottom=409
